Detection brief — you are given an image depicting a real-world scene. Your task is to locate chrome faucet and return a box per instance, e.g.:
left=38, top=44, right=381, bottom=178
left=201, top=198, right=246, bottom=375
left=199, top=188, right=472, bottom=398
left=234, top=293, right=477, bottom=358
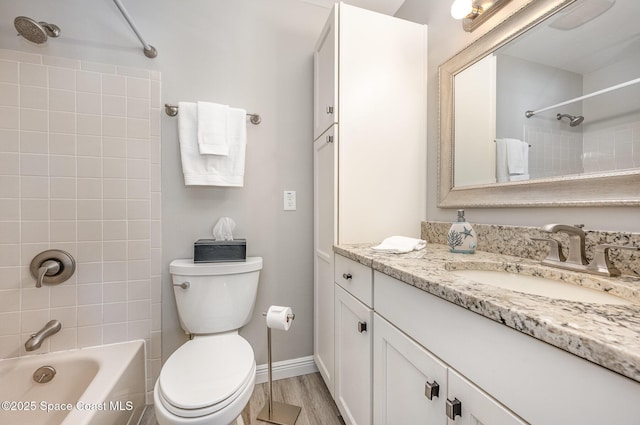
left=540, top=224, right=588, bottom=266
left=25, top=320, right=61, bottom=352
left=533, top=224, right=638, bottom=277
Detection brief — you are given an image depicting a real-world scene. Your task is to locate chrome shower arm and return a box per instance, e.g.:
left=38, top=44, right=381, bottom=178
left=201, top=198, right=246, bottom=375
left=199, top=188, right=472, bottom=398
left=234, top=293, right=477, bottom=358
left=112, top=0, right=157, bottom=58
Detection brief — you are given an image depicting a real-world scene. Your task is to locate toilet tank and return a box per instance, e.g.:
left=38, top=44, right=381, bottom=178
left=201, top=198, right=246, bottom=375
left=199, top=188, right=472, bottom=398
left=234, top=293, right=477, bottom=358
left=169, top=257, right=262, bottom=335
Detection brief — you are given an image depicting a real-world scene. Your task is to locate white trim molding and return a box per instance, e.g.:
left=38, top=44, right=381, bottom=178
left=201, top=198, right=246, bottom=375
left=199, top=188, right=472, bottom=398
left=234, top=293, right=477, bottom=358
left=255, top=355, right=319, bottom=384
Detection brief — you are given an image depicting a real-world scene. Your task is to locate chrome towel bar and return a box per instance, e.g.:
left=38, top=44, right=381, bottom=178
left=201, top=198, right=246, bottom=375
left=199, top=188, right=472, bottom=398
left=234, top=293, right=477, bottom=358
left=164, top=103, right=261, bottom=125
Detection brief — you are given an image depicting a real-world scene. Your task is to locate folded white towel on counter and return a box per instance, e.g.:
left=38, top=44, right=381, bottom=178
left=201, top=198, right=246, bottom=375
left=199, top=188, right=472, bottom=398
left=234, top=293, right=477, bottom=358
left=197, top=101, right=229, bottom=155
left=178, top=101, right=247, bottom=187
left=372, top=236, right=426, bottom=254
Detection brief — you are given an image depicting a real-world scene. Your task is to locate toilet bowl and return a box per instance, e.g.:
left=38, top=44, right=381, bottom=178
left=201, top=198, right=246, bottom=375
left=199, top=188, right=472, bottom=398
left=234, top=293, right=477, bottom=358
left=153, top=334, right=255, bottom=425
left=155, top=257, right=262, bottom=425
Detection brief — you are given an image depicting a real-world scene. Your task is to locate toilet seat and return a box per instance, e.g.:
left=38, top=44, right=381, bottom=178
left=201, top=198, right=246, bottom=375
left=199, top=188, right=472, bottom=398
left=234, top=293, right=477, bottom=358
left=158, top=334, right=255, bottom=418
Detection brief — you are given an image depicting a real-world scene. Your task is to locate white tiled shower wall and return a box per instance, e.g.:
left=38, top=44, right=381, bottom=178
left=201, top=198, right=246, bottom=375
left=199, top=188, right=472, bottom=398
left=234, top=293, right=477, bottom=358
left=525, top=124, right=584, bottom=179
left=583, top=122, right=640, bottom=173
left=0, top=49, right=161, bottom=400
left=525, top=121, right=640, bottom=179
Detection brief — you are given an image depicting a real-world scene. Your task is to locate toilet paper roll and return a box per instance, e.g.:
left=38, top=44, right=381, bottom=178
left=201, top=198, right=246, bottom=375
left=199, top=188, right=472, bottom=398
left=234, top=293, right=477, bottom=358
left=266, top=305, right=293, bottom=331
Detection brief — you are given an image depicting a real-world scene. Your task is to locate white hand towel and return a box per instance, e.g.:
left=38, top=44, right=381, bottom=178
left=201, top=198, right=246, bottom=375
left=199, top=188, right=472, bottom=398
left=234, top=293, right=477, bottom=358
left=178, top=102, right=247, bottom=187
left=505, top=138, right=525, bottom=174
left=495, top=139, right=509, bottom=183
left=372, top=236, right=426, bottom=254
left=197, top=101, right=229, bottom=156
left=495, top=138, right=529, bottom=182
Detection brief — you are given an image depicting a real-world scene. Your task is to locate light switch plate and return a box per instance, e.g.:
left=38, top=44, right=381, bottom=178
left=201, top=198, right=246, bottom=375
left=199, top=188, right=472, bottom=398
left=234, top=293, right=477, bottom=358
left=284, top=190, right=296, bottom=211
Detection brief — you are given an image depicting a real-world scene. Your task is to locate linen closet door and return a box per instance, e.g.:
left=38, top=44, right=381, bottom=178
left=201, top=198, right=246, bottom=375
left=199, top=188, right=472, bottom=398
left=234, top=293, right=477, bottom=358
left=313, top=127, right=337, bottom=396
left=314, top=7, right=337, bottom=141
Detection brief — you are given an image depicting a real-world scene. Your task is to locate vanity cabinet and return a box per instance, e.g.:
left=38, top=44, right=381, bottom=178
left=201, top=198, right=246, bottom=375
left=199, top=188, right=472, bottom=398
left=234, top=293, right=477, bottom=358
left=373, top=314, right=447, bottom=425
left=446, top=369, right=527, bottom=425
left=312, top=2, right=426, bottom=396
left=334, top=285, right=372, bottom=425
left=334, top=255, right=373, bottom=425
left=373, top=313, right=526, bottom=425
left=374, top=270, right=640, bottom=425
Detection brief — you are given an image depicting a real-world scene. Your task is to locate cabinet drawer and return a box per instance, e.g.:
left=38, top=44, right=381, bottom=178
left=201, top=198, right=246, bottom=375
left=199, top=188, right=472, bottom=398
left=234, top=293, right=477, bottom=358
left=334, top=254, right=372, bottom=307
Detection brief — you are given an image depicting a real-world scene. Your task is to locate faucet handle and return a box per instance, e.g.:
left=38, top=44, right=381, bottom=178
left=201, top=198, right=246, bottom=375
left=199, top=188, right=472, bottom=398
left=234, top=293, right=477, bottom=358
left=587, top=244, right=639, bottom=277
left=531, top=237, right=566, bottom=262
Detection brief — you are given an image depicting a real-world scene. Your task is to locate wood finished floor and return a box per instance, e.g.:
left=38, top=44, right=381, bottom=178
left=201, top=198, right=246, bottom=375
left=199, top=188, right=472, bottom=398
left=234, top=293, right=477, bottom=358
left=139, top=372, right=344, bottom=425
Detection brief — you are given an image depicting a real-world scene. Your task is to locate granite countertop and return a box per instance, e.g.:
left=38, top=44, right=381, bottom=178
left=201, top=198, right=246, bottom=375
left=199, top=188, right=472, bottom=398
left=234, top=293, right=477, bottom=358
left=334, top=243, right=640, bottom=383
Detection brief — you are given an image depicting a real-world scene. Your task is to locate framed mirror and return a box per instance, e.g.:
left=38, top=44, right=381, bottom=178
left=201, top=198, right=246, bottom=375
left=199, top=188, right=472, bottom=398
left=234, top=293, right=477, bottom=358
left=439, top=0, right=640, bottom=207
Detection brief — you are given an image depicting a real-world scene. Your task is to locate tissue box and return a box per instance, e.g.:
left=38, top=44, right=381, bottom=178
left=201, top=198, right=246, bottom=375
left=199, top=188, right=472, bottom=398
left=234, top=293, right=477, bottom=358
left=194, top=239, right=247, bottom=263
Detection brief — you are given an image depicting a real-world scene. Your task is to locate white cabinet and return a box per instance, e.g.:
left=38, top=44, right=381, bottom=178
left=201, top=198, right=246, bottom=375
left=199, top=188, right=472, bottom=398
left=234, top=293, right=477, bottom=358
left=313, top=2, right=427, bottom=396
left=374, top=270, right=640, bottom=425
left=314, top=2, right=427, bottom=245
left=335, top=285, right=372, bottom=425
left=446, top=369, right=527, bottom=425
left=334, top=254, right=372, bottom=307
left=313, top=6, right=337, bottom=140
left=373, top=314, right=447, bottom=425
left=373, top=311, right=526, bottom=425
left=313, top=129, right=336, bottom=394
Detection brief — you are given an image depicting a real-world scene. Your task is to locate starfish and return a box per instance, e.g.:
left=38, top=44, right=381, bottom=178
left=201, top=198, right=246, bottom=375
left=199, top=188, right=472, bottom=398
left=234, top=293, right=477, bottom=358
left=461, top=226, right=474, bottom=239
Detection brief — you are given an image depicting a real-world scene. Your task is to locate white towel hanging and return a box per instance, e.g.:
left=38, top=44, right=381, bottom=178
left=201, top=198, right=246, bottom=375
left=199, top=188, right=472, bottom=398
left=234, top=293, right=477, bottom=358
left=178, top=101, right=247, bottom=187
left=197, top=101, right=230, bottom=156
left=495, top=138, right=529, bottom=183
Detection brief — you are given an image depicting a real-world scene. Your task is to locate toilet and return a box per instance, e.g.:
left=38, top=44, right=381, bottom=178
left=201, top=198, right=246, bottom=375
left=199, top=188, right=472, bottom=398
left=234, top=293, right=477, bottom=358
left=154, top=257, right=263, bottom=425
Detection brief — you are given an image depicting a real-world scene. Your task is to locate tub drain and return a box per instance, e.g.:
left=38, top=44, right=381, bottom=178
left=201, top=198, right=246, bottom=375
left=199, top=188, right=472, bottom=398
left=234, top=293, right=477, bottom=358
left=33, top=365, right=56, bottom=383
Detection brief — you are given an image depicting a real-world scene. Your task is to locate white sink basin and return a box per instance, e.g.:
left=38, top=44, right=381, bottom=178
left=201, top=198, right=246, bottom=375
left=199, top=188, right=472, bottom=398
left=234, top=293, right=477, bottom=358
left=451, top=269, right=632, bottom=305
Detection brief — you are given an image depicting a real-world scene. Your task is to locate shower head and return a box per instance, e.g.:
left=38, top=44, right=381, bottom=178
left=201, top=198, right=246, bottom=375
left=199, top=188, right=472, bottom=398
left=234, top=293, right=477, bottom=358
left=556, top=113, right=584, bottom=127
left=14, top=16, right=61, bottom=44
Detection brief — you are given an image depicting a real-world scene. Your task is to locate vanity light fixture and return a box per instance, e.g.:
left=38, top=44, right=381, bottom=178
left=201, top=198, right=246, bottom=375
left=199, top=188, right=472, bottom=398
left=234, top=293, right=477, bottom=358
left=451, top=0, right=512, bottom=32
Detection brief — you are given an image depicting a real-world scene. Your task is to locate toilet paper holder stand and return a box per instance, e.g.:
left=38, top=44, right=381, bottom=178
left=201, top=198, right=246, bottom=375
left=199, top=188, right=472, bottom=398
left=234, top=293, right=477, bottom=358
left=257, top=311, right=301, bottom=425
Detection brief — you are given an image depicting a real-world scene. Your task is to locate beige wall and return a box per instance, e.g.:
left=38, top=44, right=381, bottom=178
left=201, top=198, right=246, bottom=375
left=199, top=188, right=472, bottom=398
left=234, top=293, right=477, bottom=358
left=396, top=0, right=640, bottom=232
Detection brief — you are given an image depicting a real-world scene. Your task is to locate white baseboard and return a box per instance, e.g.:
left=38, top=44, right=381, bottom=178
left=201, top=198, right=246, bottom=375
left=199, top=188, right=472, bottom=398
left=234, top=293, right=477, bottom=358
left=255, top=355, right=318, bottom=384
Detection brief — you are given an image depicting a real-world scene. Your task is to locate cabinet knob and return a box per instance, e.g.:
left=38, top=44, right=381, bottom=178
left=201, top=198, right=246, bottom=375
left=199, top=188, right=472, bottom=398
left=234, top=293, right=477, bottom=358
left=446, top=398, right=462, bottom=420
left=326, top=135, right=334, bottom=143
left=357, top=321, right=367, bottom=333
left=342, top=273, right=352, bottom=280
left=326, top=106, right=334, bottom=114
left=424, top=380, right=440, bottom=400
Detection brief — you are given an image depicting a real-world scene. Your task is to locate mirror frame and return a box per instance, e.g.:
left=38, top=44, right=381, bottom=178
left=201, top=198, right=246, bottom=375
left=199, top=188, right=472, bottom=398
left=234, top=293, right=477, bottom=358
left=438, top=0, right=640, bottom=208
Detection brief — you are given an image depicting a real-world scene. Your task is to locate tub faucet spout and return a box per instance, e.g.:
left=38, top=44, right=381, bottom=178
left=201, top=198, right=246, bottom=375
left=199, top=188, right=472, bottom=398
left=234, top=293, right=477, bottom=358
left=25, top=320, right=62, bottom=352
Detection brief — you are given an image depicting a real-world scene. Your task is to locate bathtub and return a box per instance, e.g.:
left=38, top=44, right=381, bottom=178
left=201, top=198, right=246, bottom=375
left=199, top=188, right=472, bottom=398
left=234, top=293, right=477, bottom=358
left=0, top=340, right=145, bottom=425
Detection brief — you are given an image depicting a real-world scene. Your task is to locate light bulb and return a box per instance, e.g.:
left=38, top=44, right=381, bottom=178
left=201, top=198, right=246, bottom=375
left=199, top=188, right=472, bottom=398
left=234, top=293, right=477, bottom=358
left=451, top=0, right=473, bottom=20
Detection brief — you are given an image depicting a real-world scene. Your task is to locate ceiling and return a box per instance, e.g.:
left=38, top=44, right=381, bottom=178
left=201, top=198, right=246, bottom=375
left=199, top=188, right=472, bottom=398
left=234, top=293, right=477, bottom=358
left=298, top=0, right=406, bottom=16
left=499, top=0, right=640, bottom=75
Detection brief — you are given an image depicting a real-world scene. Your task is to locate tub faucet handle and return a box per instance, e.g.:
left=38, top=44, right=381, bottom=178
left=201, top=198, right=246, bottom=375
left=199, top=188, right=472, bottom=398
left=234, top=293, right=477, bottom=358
left=37, top=260, right=61, bottom=288
left=30, top=249, right=76, bottom=288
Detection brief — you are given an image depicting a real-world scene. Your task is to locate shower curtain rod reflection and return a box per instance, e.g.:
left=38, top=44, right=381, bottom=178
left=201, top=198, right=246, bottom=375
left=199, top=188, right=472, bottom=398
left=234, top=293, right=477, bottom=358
left=113, top=0, right=157, bottom=58
left=525, top=76, right=640, bottom=118
left=164, top=104, right=262, bottom=125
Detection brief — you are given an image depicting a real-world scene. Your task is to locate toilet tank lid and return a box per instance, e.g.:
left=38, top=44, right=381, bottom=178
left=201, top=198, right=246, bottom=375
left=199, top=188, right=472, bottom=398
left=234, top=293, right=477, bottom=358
left=170, top=257, right=263, bottom=276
